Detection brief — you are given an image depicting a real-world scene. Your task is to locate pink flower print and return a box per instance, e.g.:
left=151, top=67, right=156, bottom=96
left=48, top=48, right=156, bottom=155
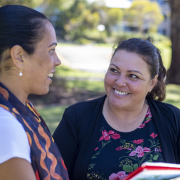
left=99, top=130, right=120, bottom=141
left=133, top=139, right=144, bottom=144
left=99, top=130, right=111, bottom=141
left=129, top=151, right=136, bottom=156
left=150, top=132, right=158, bottom=139
left=94, top=147, right=99, bottom=151
left=108, top=130, right=115, bottom=135
left=129, top=146, right=150, bottom=157
left=115, top=146, right=123, bottom=151
left=109, top=171, right=127, bottom=180
left=138, top=124, right=145, bottom=128
left=143, top=147, right=151, bottom=152
left=111, top=132, right=121, bottom=140
left=144, top=118, right=151, bottom=124
left=154, top=147, right=162, bottom=152
left=146, top=108, right=152, bottom=118
left=135, top=146, right=145, bottom=157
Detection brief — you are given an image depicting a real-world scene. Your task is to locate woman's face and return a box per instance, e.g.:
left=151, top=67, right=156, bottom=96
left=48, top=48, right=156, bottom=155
left=23, top=21, right=60, bottom=95
left=104, top=50, right=157, bottom=111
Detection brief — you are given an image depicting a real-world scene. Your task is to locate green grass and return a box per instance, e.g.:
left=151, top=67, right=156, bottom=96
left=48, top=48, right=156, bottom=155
left=55, top=65, right=105, bottom=78
left=37, top=84, right=180, bottom=134
left=66, top=80, right=105, bottom=92
left=164, top=84, right=180, bottom=108
left=37, top=105, right=67, bottom=134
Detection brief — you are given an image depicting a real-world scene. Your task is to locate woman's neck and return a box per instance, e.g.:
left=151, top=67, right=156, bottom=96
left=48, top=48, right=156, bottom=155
left=0, top=74, right=28, bottom=105
left=103, top=97, right=148, bottom=132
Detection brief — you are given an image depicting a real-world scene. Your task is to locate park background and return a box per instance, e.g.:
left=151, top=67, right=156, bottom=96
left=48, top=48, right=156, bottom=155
left=1, top=0, right=180, bottom=133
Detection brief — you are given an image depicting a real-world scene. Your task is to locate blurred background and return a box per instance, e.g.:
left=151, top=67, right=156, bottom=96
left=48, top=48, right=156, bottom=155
left=1, top=0, right=180, bottom=133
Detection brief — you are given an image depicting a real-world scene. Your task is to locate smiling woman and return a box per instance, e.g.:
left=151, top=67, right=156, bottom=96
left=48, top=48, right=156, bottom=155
left=0, top=5, right=68, bottom=180
left=53, top=38, right=180, bottom=180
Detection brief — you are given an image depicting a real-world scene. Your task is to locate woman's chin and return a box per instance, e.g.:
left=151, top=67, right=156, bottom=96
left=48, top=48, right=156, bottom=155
left=34, top=87, right=50, bottom=96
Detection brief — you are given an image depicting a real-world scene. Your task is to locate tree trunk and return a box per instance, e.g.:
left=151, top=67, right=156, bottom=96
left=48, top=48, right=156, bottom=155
left=167, top=0, right=180, bottom=84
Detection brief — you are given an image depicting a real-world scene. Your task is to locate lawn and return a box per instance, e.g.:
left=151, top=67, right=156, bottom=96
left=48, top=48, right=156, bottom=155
left=37, top=105, right=67, bottom=134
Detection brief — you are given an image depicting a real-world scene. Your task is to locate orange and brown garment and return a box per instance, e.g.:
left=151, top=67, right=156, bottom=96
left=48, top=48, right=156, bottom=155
left=0, top=82, right=69, bottom=180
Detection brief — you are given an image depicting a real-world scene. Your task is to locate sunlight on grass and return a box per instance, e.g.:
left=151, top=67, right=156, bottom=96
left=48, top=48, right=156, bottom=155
left=66, top=80, right=105, bottom=92
left=164, top=84, right=180, bottom=108
left=55, top=65, right=105, bottom=78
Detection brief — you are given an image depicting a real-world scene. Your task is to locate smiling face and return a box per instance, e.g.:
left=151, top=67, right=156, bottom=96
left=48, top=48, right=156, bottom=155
left=22, top=20, right=60, bottom=95
left=104, top=50, right=157, bottom=111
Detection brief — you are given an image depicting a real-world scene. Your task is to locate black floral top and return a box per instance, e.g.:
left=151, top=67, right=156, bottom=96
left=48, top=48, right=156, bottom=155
left=87, top=108, right=165, bottom=180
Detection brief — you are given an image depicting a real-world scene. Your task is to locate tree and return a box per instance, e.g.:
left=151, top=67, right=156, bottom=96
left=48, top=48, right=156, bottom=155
left=166, top=0, right=180, bottom=84
left=42, top=0, right=123, bottom=42
left=125, top=0, right=163, bottom=33
left=103, top=7, right=124, bottom=36
left=0, top=0, right=43, bottom=8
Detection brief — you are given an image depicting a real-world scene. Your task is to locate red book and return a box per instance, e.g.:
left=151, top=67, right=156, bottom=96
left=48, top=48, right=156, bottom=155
left=124, top=162, right=180, bottom=180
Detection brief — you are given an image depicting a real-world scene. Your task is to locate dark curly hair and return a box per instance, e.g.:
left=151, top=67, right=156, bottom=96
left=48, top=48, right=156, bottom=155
left=112, top=37, right=166, bottom=101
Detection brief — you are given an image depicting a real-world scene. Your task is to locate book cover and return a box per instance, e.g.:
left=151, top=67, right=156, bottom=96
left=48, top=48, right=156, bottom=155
left=123, top=162, right=180, bottom=180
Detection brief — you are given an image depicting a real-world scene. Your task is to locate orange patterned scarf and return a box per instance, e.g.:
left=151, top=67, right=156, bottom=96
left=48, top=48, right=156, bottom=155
left=0, top=83, right=69, bottom=180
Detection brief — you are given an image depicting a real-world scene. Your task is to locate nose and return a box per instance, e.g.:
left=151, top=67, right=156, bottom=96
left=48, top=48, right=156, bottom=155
left=54, top=53, right=61, bottom=67
left=115, top=74, right=127, bottom=86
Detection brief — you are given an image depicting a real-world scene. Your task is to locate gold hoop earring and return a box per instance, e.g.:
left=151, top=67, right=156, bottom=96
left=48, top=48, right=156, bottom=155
left=19, top=68, right=23, bottom=76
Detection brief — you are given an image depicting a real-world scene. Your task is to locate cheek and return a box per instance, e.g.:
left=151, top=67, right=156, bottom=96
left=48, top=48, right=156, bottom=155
left=104, top=73, right=112, bottom=90
left=129, top=81, right=150, bottom=95
left=104, top=73, right=114, bottom=85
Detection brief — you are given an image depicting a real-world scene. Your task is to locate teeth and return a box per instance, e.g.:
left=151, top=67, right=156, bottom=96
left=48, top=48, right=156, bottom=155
left=115, top=89, right=128, bottom=95
left=48, top=73, right=53, bottom=78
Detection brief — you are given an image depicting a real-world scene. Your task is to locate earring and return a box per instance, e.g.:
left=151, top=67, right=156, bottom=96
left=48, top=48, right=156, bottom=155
left=19, top=68, right=23, bottom=76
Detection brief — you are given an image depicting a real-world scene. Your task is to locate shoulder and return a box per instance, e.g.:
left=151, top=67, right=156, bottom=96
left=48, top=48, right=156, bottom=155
left=0, top=107, right=31, bottom=164
left=61, top=95, right=106, bottom=128
left=148, top=99, right=180, bottom=115
left=148, top=99, right=180, bottom=131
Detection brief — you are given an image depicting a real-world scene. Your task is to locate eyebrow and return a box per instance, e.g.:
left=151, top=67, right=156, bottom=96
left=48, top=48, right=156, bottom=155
left=128, top=70, right=143, bottom=76
left=110, top=63, right=143, bottom=76
left=48, top=42, right=57, bottom=47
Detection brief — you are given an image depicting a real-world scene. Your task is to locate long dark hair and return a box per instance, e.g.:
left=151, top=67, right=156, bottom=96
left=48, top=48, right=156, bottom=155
left=112, top=38, right=166, bottom=101
left=0, top=5, right=48, bottom=71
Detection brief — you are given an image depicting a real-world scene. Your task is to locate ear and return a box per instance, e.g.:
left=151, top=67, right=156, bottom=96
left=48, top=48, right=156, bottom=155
left=10, top=45, right=26, bottom=69
left=149, top=75, right=158, bottom=92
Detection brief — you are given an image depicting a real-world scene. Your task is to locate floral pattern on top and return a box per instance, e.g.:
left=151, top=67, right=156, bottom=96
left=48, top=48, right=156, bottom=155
left=87, top=108, right=165, bottom=180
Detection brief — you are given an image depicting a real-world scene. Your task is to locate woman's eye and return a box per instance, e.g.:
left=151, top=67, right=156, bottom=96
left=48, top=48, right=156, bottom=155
left=130, top=74, right=138, bottom=79
left=50, top=49, right=55, bottom=55
left=110, top=68, right=118, bottom=73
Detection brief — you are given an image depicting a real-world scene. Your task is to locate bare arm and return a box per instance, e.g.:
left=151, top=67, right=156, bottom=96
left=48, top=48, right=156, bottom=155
left=0, top=158, right=37, bottom=180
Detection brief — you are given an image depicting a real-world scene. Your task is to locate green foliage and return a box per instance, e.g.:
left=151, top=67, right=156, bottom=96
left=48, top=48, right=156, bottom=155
left=133, top=163, right=138, bottom=170
left=125, top=0, right=164, bottom=33
left=0, top=0, right=43, bottom=8
left=123, top=165, right=134, bottom=172
left=42, top=0, right=124, bottom=42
